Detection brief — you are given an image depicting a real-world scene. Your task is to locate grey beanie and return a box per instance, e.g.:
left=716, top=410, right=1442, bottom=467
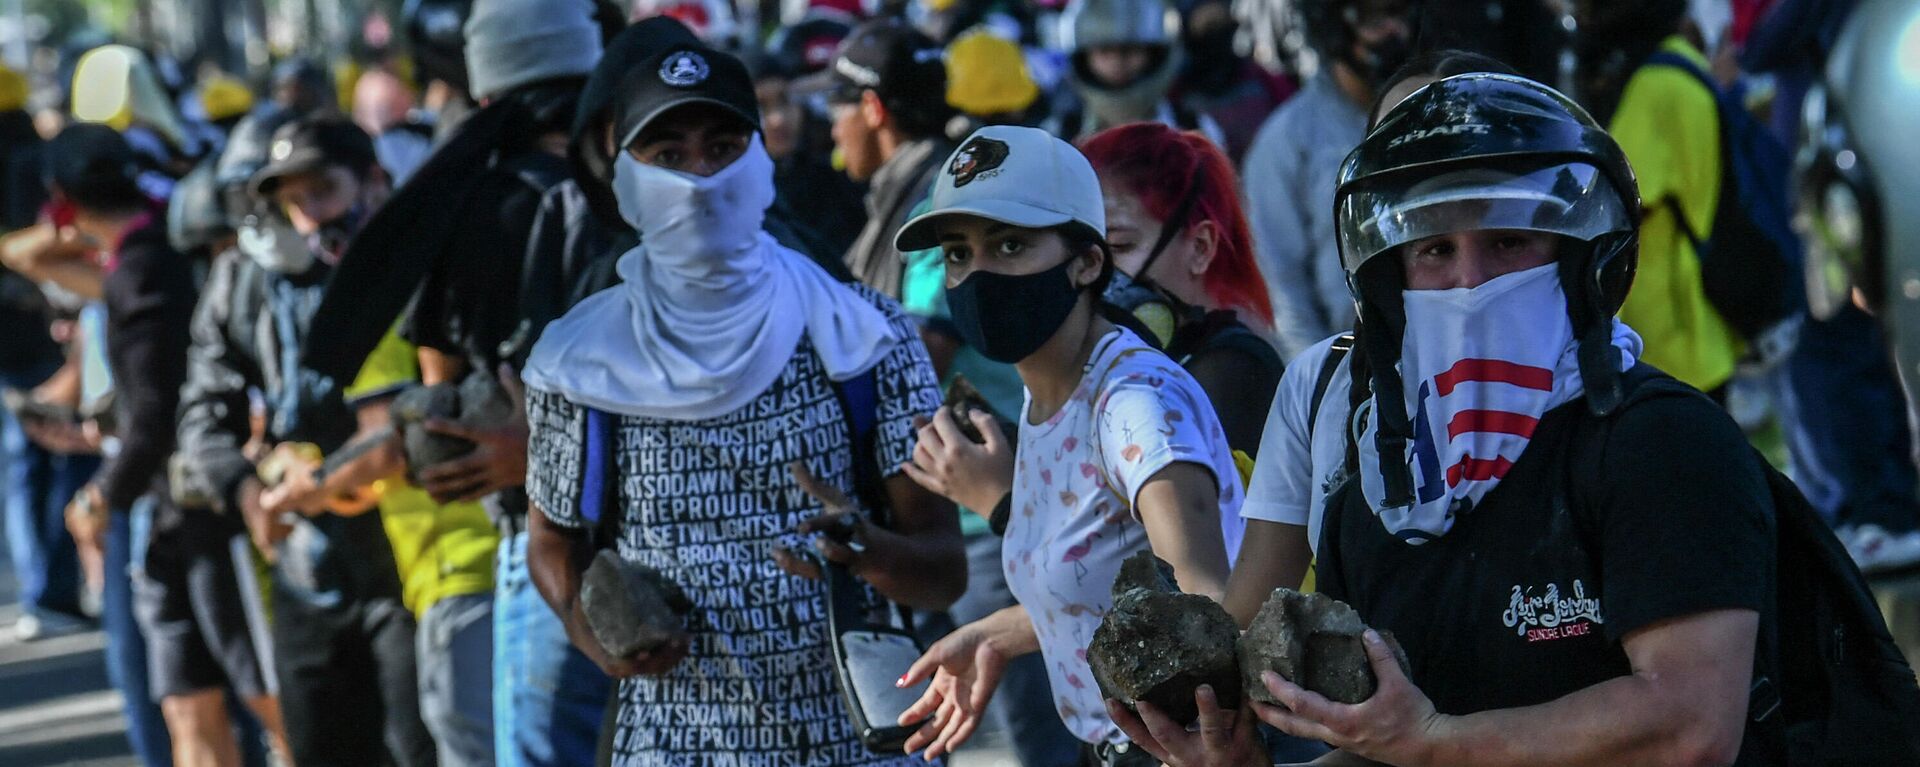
left=464, top=0, right=603, bottom=101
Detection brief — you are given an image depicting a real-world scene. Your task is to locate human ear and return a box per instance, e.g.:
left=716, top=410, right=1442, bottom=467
left=860, top=90, right=888, bottom=131
left=1186, top=220, right=1220, bottom=277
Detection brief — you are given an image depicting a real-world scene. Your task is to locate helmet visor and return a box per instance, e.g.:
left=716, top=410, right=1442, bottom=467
left=1337, top=161, right=1632, bottom=273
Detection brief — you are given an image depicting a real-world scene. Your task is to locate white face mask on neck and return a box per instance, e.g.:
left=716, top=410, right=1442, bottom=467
left=237, top=217, right=315, bottom=275
left=611, top=133, right=776, bottom=275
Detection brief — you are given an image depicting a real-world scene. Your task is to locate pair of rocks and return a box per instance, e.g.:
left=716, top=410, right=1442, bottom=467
left=1087, top=552, right=1408, bottom=725
left=388, top=371, right=516, bottom=479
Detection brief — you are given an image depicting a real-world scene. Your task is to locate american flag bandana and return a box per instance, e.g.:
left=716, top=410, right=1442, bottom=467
left=1357, top=264, right=1642, bottom=543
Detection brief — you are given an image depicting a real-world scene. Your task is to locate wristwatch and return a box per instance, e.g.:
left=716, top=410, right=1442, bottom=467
left=988, top=493, right=1012, bottom=536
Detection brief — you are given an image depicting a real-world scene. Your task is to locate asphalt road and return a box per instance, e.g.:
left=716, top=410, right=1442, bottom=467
left=0, top=539, right=140, bottom=767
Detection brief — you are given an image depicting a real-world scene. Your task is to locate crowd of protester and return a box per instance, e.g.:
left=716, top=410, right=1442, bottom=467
left=1, top=0, right=1918, bottom=765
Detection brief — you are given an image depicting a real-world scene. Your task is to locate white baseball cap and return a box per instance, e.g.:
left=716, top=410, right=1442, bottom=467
left=893, top=125, right=1106, bottom=253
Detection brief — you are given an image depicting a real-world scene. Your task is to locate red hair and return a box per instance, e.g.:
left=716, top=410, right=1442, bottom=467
left=1078, top=123, right=1274, bottom=328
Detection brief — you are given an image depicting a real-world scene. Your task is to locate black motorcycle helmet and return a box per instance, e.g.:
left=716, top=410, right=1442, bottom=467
left=214, top=105, right=296, bottom=228
left=1333, top=72, right=1639, bottom=509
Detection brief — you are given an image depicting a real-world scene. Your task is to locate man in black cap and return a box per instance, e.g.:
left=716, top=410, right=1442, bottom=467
left=174, top=113, right=436, bottom=767
left=521, top=38, right=961, bottom=764
left=798, top=17, right=956, bottom=299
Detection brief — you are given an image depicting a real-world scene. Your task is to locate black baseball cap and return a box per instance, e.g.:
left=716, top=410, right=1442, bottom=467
left=794, top=18, right=950, bottom=122
left=248, top=115, right=377, bottom=198
left=610, top=43, right=761, bottom=151
left=44, top=123, right=145, bottom=210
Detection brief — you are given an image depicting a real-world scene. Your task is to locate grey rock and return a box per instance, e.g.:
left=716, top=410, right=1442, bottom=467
left=1088, top=551, right=1242, bottom=724
left=391, top=383, right=468, bottom=475
left=389, top=371, right=519, bottom=479
left=1238, top=588, right=1410, bottom=705
left=579, top=549, right=693, bottom=658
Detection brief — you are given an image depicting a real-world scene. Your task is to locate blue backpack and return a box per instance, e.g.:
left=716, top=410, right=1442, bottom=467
left=1646, top=52, right=1807, bottom=362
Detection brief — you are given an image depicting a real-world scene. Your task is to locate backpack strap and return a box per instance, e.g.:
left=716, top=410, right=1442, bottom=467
left=828, top=365, right=886, bottom=525
left=1307, top=333, right=1356, bottom=439
left=579, top=406, right=621, bottom=549
left=1553, top=367, right=1790, bottom=733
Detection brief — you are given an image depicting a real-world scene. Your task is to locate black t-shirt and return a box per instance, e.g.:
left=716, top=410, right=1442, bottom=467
left=1318, top=368, right=1778, bottom=761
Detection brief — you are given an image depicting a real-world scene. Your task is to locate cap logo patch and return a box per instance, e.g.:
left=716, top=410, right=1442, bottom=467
left=659, top=51, right=710, bottom=87
left=949, top=137, right=1009, bottom=188
left=271, top=139, right=293, bottom=161
left=833, top=55, right=881, bottom=87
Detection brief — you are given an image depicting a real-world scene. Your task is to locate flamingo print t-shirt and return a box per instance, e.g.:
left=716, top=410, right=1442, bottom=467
left=1003, top=327, right=1245, bottom=745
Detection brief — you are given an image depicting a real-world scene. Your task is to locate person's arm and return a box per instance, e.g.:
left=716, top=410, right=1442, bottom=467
left=1099, top=373, right=1239, bottom=601
left=1134, top=462, right=1232, bottom=601
left=174, top=253, right=263, bottom=516
left=1224, top=519, right=1310, bottom=626
left=772, top=313, right=967, bottom=609
left=527, top=501, right=687, bottom=677
left=259, top=397, right=401, bottom=518
left=895, top=604, right=1043, bottom=759
left=1244, top=116, right=1325, bottom=359
left=1253, top=611, right=1755, bottom=767
left=0, top=224, right=104, bottom=300
left=94, top=248, right=196, bottom=511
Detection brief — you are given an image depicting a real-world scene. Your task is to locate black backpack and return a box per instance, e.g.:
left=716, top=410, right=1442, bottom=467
left=1562, top=372, right=1920, bottom=765
left=1645, top=52, right=1807, bottom=365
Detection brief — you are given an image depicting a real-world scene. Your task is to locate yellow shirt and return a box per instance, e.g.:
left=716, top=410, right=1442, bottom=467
left=345, top=328, right=499, bottom=618
left=1609, top=36, right=1744, bottom=392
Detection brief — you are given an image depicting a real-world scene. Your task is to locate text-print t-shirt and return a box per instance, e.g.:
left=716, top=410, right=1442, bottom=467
left=525, top=287, right=941, bottom=766
left=1002, top=327, right=1245, bottom=745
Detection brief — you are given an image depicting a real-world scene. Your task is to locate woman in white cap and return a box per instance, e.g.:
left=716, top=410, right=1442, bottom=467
left=893, top=124, right=1243, bottom=766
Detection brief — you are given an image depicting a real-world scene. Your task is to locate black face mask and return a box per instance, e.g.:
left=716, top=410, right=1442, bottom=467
left=1356, top=33, right=1413, bottom=87
left=1184, top=21, right=1241, bottom=86
left=947, top=256, right=1083, bottom=364
left=307, top=202, right=365, bottom=265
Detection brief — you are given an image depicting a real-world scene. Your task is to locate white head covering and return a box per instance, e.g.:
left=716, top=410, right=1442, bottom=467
left=523, top=137, right=902, bottom=420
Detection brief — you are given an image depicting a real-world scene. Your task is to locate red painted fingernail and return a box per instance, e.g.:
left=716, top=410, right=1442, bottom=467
left=896, top=674, right=909, bottom=688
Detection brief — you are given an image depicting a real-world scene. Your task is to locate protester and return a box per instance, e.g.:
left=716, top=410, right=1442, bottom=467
left=1, top=62, right=49, bottom=229
left=1170, top=0, right=1297, bottom=164
left=799, top=17, right=957, bottom=298
left=1080, top=122, right=1281, bottom=456
left=1242, top=0, right=1414, bottom=360
left=38, top=122, right=284, bottom=767
left=172, top=114, right=436, bottom=766
left=745, top=46, right=867, bottom=258
left=1118, top=72, right=1782, bottom=767
left=945, top=29, right=1046, bottom=129
left=892, top=125, right=1243, bottom=764
left=350, top=68, right=434, bottom=185
left=196, top=74, right=254, bottom=135
left=1049, top=0, right=1224, bottom=145
left=70, top=45, right=203, bottom=182
left=1579, top=1, right=1743, bottom=400
left=520, top=39, right=962, bottom=763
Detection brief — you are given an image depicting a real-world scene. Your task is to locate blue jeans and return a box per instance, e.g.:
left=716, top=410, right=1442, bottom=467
left=2, top=410, right=94, bottom=619
left=421, top=592, right=496, bottom=766
left=493, top=529, right=611, bottom=767
left=107, top=501, right=173, bottom=766
left=1778, top=305, right=1920, bottom=532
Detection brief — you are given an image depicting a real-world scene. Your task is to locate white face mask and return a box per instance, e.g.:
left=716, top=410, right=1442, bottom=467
left=1358, top=263, right=1600, bottom=542
left=611, top=133, right=776, bottom=272
left=237, top=217, right=315, bottom=275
